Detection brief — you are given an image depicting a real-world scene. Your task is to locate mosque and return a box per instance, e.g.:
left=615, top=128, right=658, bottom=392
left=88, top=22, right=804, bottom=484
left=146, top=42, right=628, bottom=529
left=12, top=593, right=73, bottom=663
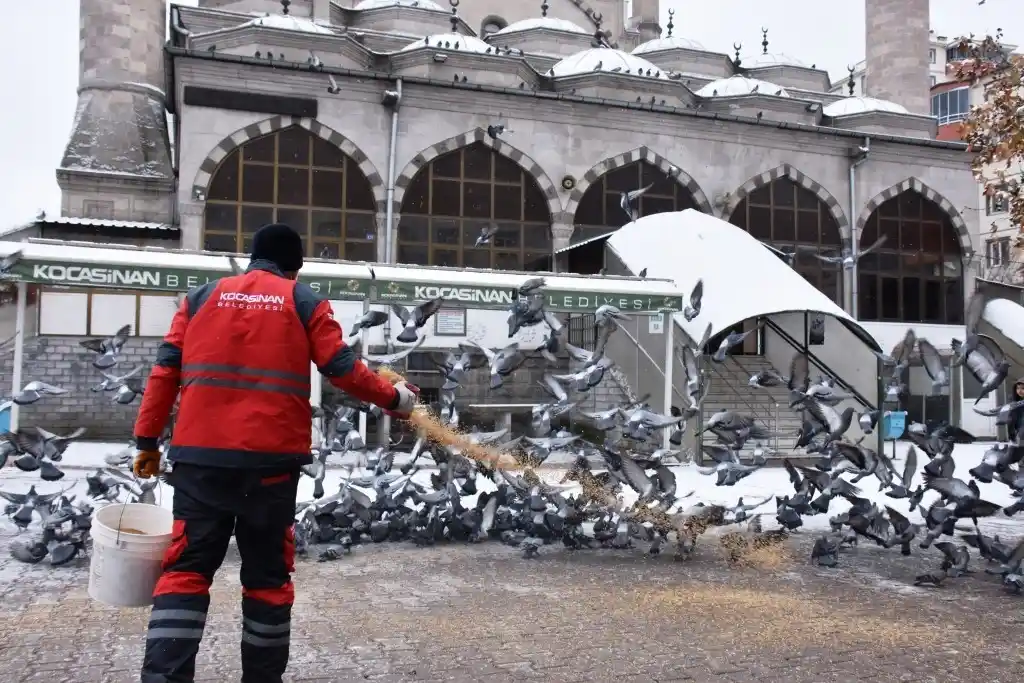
left=1, top=0, right=999, bottom=441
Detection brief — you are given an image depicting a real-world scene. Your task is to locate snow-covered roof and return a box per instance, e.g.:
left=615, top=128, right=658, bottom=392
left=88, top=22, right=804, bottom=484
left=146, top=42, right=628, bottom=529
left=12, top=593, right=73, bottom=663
left=494, top=17, right=589, bottom=35
left=744, top=52, right=807, bottom=68
left=400, top=33, right=492, bottom=53
left=981, top=298, right=1024, bottom=361
left=35, top=216, right=175, bottom=231
left=632, top=35, right=705, bottom=54
left=355, top=0, right=445, bottom=10
left=823, top=96, right=910, bottom=117
left=0, top=239, right=681, bottom=307
left=599, top=210, right=880, bottom=350
left=243, top=14, right=334, bottom=34
left=548, top=48, right=667, bottom=79
left=696, top=75, right=789, bottom=98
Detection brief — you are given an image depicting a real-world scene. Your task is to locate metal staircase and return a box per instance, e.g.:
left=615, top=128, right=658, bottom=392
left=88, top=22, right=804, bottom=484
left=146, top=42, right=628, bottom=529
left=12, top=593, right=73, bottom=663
left=701, top=354, right=803, bottom=455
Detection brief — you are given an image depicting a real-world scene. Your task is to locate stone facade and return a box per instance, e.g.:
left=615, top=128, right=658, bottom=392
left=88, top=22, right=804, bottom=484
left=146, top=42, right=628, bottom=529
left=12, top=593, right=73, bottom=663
left=0, top=336, right=162, bottom=440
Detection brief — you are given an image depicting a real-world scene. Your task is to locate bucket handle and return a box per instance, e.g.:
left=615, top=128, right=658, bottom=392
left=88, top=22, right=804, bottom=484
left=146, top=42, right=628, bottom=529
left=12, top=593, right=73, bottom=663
left=113, top=465, right=165, bottom=547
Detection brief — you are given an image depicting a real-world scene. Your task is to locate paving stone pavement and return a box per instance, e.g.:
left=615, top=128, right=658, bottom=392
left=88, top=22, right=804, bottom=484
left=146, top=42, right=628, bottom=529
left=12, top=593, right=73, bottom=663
left=1, top=524, right=1022, bottom=683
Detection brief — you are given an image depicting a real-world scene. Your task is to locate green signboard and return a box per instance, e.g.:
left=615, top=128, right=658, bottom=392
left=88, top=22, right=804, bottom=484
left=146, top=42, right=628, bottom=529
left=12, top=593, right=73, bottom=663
left=6, top=258, right=681, bottom=312
left=375, top=280, right=682, bottom=313
left=8, top=260, right=370, bottom=299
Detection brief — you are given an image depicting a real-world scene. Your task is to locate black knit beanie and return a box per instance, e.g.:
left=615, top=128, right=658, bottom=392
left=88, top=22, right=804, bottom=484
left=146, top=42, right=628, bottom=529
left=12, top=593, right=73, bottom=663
left=251, top=223, right=304, bottom=272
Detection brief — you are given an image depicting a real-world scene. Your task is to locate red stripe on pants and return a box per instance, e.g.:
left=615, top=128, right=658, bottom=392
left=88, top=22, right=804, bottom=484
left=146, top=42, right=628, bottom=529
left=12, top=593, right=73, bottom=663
left=153, top=571, right=212, bottom=597
left=243, top=583, right=295, bottom=606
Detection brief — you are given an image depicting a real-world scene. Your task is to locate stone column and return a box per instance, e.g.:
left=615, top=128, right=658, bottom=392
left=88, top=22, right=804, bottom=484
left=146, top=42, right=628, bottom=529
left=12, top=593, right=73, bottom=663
left=376, top=211, right=391, bottom=262
left=179, top=201, right=205, bottom=250
left=551, top=222, right=574, bottom=252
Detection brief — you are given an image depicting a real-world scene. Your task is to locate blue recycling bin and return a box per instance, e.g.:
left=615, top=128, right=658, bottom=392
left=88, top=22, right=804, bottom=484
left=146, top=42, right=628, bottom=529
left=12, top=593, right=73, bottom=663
left=881, top=410, right=906, bottom=440
left=0, top=404, right=10, bottom=433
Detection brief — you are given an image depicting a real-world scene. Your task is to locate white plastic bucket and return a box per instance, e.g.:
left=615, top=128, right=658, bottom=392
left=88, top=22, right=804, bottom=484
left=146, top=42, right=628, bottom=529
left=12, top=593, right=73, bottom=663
left=89, top=503, right=174, bottom=608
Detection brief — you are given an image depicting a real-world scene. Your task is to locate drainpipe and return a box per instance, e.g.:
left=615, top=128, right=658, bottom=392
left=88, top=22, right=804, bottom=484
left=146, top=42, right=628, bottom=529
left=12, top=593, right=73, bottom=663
left=849, top=136, right=870, bottom=318
left=381, top=80, right=402, bottom=444
left=384, top=79, right=403, bottom=265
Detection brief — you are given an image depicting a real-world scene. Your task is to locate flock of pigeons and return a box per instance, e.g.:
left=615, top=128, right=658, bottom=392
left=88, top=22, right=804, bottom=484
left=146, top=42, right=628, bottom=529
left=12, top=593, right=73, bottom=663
left=0, top=325, right=151, bottom=565
left=0, top=268, right=1021, bottom=596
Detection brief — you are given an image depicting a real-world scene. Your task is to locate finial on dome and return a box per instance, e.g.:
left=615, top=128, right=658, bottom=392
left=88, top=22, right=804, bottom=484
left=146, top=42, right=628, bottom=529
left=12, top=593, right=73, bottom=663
left=449, top=0, right=459, bottom=32
left=733, top=42, right=742, bottom=67
left=761, top=27, right=769, bottom=54
left=666, top=8, right=674, bottom=37
left=541, top=0, right=548, bottom=18
left=281, top=0, right=291, bottom=14
left=847, top=65, right=855, bottom=96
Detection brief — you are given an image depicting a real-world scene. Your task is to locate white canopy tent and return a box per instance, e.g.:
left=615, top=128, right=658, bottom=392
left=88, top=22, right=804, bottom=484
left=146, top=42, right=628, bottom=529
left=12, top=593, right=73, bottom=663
left=603, top=210, right=880, bottom=351
left=981, top=298, right=1024, bottom=373
left=556, top=210, right=883, bottom=416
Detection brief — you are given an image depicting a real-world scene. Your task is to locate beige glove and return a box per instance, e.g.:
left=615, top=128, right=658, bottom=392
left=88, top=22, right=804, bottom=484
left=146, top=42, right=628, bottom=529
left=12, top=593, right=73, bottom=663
left=385, top=381, right=419, bottom=418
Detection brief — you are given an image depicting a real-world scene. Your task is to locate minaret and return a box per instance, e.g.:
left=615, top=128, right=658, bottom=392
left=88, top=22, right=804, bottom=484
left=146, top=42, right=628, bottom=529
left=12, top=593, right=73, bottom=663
left=864, top=0, right=930, bottom=114
left=629, top=0, right=661, bottom=43
left=57, top=0, right=174, bottom=224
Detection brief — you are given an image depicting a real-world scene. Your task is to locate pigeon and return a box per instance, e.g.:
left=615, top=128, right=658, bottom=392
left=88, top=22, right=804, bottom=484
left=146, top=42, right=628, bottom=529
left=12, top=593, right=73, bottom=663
left=92, top=366, right=142, bottom=392
left=811, top=235, right=887, bottom=269
left=0, top=249, right=23, bottom=277
left=475, top=222, right=500, bottom=247
left=391, top=298, right=444, bottom=343
left=619, top=183, right=653, bottom=222
left=917, top=338, right=948, bottom=393
left=464, top=340, right=526, bottom=389
left=113, top=378, right=146, bottom=404
left=6, top=380, right=68, bottom=406
left=79, top=324, right=132, bottom=369
left=712, top=323, right=763, bottom=363
left=682, top=279, right=703, bottom=322
left=963, top=337, right=1010, bottom=405
left=349, top=310, right=389, bottom=336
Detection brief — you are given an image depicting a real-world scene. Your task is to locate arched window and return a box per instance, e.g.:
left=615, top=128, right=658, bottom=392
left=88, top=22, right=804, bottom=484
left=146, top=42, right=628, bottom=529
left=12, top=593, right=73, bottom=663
left=728, top=177, right=843, bottom=303
left=202, top=126, right=377, bottom=260
left=481, top=15, right=507, bottom=36
left=858, top=191, right=964, bottom=324
left=572, top=161, right=700, bottom=244
left=397, top=142, right=551, bottom=270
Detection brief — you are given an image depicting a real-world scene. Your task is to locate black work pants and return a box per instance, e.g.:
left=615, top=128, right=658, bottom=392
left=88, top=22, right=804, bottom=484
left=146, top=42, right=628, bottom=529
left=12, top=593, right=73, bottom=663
left=140, top=463, right=299, bottom=683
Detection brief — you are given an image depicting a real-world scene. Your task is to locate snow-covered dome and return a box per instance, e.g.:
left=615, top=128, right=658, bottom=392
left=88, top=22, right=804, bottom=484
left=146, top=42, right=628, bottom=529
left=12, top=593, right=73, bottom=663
left=400, top=33, right=492, bottom=53
left=354, top=0, right=445, bottom=10
left=243, top=14, right=334, bottom=34
left=696, top=76, right=789, bottom=98
left=494, top=17, right=589, bottom=35
left=632, top=35, right=705, bottom=55
left=744, top=52, right=807, bottom=68
left=823, top=96, right=909, bottom=117
left=548, top=48, right=668, bottom=79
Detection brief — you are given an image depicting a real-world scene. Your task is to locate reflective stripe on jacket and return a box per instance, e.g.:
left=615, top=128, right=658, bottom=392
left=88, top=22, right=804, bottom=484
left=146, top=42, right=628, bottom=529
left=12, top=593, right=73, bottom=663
left=133, top=260, right=398, bottom=468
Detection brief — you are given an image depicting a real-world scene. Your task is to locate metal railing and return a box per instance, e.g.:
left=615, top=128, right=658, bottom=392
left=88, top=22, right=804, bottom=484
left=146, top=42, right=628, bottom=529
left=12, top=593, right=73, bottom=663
left=763, top=318, right=876, bottom=411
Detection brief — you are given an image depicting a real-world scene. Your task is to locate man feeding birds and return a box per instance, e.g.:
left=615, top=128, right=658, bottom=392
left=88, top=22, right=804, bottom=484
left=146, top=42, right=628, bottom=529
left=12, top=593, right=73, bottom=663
left=132, top=223, right=418, bottom=683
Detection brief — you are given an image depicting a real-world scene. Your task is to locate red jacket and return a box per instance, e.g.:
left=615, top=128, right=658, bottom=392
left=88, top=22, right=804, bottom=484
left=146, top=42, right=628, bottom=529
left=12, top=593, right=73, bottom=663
left=134, top=261, right=398, bottom=468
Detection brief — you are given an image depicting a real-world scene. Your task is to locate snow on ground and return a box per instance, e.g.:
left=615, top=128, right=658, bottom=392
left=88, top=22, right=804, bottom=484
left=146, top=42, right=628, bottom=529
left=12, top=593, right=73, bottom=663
left=1, top=441, right=1021, bottom=538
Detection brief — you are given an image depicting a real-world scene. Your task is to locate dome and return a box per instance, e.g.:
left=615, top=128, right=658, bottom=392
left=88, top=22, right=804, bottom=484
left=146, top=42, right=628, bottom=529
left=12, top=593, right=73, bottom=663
left=632, top=35, right=705, bottom=55
left=400, top=33, right=493, bottom=53
left=696, top=76, right=789, bottom=98
left=494, top=17, right=589, bottom=35
left=354, top=0, right=445, bottom=10
left=548, top=48, right=668, bottom=79
left=744, top=52, right=807, bottom=68
left=823, top=96, right=909, bottom=117
left=243, top=14, right=334, bottom=34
